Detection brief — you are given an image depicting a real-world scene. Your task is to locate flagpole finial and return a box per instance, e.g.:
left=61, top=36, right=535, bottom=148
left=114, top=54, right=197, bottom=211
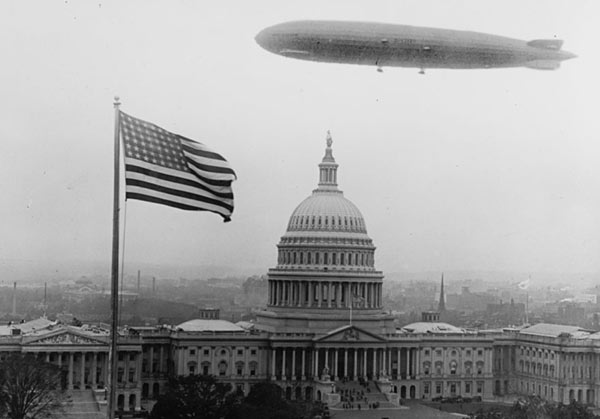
left=114, top=96, right=121, bottom=107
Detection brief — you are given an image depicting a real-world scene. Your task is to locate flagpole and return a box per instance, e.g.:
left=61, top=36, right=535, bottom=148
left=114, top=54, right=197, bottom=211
left=107, top=96, right=121, bottom=419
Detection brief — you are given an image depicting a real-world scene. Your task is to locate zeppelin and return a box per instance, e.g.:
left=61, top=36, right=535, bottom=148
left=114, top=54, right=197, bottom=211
left=255, top=20, right=576, bottom=73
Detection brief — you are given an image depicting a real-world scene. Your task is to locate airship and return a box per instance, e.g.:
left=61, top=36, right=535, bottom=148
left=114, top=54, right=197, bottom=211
left=255, top=20, right=576, bottom=73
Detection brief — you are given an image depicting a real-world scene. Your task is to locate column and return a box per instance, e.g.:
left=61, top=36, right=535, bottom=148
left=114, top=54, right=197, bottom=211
left=136, top=353, right=142, bottom=384
left=317, top=282, right=322, bottom=308
left=92, top=352, right=98, bottom=388
left=301, top=349, right=306, bottom=380
left=334, top=349, right=338, bottom=380
left=45, top=352, right=50, bottom=362
left=308, top=281, right=313, bottom=307
left=149, top=346, right=154, bottom=374
left=388, top=349, right=392, bottom=376
left=159, top=345, right=164, bottom=374
left=282, top=348, right=286, bottom=380
left=325, top=349, right=329, bottom=373
left=363, top=349, right=367, bottom=378
left=314, top=349, right=319, bottom=378
left=271, top=349, right=276, bottom=380
left=353, top=349, right=358, bottom=381
left=406, top=348, right=410, bottom=378
left=244, top=346, right=249, bottom=377
left=80, top=352, right=86, bottom=388
left=382, top=349, right=386, bottom=375
left=58, top=352, right=62, bottom=368
left=372, top=348, right=376, bottom=378
left=68, top=352, right=74, bottom=389
left=291, top=349, right=296, bottom=380
left=344, top=348, right=348, bottom=379
left=327, top=282, right=332, bottom=308
left=416, top=348, right=420, bottom=378
left=336, top=283, right=341, bottom=307
left=397, top=348, right=401, bottom=379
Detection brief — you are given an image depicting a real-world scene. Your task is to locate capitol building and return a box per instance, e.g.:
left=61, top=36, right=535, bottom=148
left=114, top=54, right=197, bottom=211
left=1, top=133, right=600, bottom=414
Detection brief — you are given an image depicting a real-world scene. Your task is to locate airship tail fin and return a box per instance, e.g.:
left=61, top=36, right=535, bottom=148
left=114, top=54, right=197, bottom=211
left=525, top=60, right=561, bottom=70
left=527, top=39, right=564, bottom=50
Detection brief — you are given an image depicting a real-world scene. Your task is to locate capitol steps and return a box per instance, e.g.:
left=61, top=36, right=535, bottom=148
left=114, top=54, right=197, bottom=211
left=332, top=380, right=396, bottom=409
left=63, top=389, right=105, bottom=419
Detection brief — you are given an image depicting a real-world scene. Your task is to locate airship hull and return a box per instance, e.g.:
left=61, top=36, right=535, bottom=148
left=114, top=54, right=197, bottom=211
left=255, top=21, right=576, bottom=71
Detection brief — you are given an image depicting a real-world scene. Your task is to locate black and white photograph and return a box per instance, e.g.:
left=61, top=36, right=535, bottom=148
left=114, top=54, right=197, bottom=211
left=0, top=1, right=598, bottom=418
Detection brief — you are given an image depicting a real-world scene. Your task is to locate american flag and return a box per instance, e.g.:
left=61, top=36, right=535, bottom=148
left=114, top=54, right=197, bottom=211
left=119, top=112, right=236, bottom=221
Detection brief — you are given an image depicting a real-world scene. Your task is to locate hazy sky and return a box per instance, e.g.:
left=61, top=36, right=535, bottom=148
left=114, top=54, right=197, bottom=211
left=1, top=0, right=598, bottom=279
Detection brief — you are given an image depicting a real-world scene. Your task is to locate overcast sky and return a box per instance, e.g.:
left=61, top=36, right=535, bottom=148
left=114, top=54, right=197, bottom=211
left=1, top=0, right=598, bottom=280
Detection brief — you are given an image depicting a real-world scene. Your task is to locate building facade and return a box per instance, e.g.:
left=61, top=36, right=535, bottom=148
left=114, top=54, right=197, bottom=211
left=1, top=134, right=599, bottom=413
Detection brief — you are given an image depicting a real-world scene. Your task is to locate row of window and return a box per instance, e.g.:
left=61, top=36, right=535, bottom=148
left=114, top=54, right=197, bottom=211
left=423, top=348, right=484, bottom=358
left=422, top=380, right=484, bottom=395
left=186, top=347, right=258, bottom=357
left=288, top=214, right=366, bottom=231
left=519, top=346, right=555, bottom=360
left=518, top=360, right=556, bottom=377
left=187, top=360, right=258, bottom=377
left=422, top=361, right=484, bottom=376
left=278, top=250, right=374, bottom=267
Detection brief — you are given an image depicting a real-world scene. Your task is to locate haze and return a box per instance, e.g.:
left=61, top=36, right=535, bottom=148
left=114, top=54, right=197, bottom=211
left=1, top=0, right=598, bottom=282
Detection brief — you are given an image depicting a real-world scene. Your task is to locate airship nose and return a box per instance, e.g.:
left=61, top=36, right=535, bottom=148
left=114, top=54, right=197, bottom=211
left=255, top=27, right=275, bottom=50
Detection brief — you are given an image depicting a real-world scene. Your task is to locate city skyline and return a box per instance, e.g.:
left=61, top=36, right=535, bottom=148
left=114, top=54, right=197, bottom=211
left=1, top=1, right=599, bottom=279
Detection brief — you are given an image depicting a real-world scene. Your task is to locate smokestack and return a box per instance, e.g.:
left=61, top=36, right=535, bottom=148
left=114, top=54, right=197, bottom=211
left=152, top=277, right=156, bottom=294
left=137, top=270, right=141, bottom=294
left=12, top=282, right=17, bottom=316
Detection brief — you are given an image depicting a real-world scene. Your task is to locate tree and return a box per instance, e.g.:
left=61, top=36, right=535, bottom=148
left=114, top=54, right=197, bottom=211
left=0, top=353, right=69, bottom=419
left=229, top=383, right=319, bottom=419
left=149, top=374, right=241, bottom=419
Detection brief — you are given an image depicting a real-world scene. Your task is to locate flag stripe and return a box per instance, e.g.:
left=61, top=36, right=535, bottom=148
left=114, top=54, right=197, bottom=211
left=125, top=173, right=233, bottom=207
left=125, top=163, right=234, bottom=200
left=126, top=192, right=230, bottom=219
left=126, top=181, right=233, bottom=213
left=183, top=153, right=237, bottom=176
left=179, top=137, right=232, bottom=163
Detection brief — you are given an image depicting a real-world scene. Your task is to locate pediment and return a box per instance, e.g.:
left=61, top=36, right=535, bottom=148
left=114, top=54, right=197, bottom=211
left=25, top=329, right=107, bottom=346
left=315, top=325, right=386, bottom=343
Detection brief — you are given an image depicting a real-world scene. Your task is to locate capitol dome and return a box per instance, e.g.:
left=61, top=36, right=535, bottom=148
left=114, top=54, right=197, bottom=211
left=258, top=132, right=393, bottom=336
left=275, top=132, right=376, bottom=271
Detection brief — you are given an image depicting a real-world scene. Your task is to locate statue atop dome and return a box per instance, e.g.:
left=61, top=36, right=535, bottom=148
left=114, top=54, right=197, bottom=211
left=326, top=130, right=333, bottom=148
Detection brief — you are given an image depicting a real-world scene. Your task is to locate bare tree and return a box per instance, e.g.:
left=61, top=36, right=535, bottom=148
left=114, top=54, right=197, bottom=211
left=0, top=353, right=69, bottom=419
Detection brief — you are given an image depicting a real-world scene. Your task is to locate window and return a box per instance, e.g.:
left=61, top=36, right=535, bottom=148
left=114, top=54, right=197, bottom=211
left=202, top=362, right=210, bottom=375
left=424, top=349, right=430, bottom=356
left=476, top=361, right=484, bottom=375
left=451, top=350, right=457, bottom=357
left=423, top=362, right=430, bottom=375
left=450, top=383, right=456, bottom=394
left=249, top=361, right=257, bottom=377
left=465, top=382, right=471, bottom=393
left=236, top=362, right=244, bottom=376
left=237, top=349, right=243, bottom=356
left=466, top=349, right=471, bottom=356
left=117, top=367, right=124, bottom=383
left=221, top=349, right=227, bottom=356
left=189, top=349, right=196, bottom=356
left=465, top=361, right=472, bottom=375
left=435, top=361, right=443, bottom=375
left=251, top=349, right=257, bottom=356
left=478, top=349, right=483, bottom=357
left=189, top=365, right=195, bottom=375
left=218, top=361, right=227, bottom=376
left=436, top=349, right=442, bottom=357
left=436, top=383, right=442, bottom=394
left=204, top=349, right=210, bottom=356
left=450, top=361, right=457, bottom=375
left=477, top=382, right=483, bottom=393
left=423, top=382, right=430, bottom=394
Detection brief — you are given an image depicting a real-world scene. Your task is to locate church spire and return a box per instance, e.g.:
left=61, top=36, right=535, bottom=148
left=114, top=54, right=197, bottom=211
left=438, top=273, right=446, bottom=312
left=316, top=131, right=340, bottom=192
